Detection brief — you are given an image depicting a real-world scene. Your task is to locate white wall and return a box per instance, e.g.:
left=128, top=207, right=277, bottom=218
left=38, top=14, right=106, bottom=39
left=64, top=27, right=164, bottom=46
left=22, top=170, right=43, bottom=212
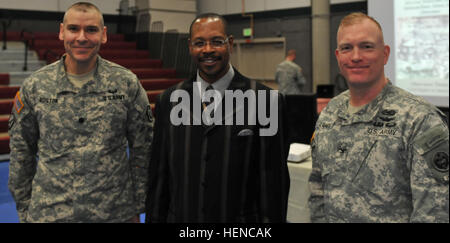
left=144, top=0, right=196, bottom=33
left=0, top=0, right=196, bottom=33
left=197, top=0, right=365, bottom=15
left=0, top=0, right=133, bottom=15
left=1, top=0, right=363, bottom=33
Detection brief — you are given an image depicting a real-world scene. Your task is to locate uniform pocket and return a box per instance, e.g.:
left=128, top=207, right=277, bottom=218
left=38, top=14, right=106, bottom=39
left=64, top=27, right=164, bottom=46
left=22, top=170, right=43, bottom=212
left=88, top=99, right=128, bottom=146
left=37, top=97, right=76, bottom=153
left=321, top=168, right=344, bottom=190
left=350, top=139, right=401, bottom=207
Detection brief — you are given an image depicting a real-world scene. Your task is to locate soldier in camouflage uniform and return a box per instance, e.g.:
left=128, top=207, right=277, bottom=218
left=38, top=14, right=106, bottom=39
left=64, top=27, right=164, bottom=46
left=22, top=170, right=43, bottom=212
left=308, top=12, right=449, bottom=222
left=8, top=2, right=153, bottom=222
left=275, top=49, right=307, bottom=94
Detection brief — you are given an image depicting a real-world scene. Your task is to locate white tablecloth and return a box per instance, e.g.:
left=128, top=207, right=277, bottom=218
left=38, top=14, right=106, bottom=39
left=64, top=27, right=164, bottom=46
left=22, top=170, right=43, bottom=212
left=287, top=157, right=312, bottom=223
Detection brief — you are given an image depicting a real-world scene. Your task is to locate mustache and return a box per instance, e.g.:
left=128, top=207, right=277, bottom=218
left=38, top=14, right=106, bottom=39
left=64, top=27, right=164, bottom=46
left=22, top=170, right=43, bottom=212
left=199, top=53, right=222, bottom=61
left=70, top=45, right=95, bottom=48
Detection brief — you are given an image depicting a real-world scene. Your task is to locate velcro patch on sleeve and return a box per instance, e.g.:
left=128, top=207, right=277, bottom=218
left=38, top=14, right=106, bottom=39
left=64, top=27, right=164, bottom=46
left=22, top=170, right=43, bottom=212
left=427, top=143, right=449, bottom=183
left=14, top=91, right=24, bottom=114
left=414, top=125, right=449, bottom=183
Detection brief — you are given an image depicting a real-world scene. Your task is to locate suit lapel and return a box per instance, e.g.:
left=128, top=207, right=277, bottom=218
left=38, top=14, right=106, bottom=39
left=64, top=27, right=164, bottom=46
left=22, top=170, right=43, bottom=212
left=203, top=69, right=251, bottom=135
left=176, top=75, right=203, bottom=126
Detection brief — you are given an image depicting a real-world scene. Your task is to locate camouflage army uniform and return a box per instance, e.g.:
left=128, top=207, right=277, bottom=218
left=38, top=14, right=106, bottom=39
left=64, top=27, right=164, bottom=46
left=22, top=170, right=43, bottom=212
left=8, top=55, right=154, bottom=222
left=308, top=82, right=449, bottom=223
left=275, top=60, right=306, bottom=95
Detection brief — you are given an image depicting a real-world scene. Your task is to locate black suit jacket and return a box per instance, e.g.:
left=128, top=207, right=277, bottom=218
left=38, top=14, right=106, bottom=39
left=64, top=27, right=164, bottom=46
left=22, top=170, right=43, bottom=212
left=145, top=69, right=290, bottom=223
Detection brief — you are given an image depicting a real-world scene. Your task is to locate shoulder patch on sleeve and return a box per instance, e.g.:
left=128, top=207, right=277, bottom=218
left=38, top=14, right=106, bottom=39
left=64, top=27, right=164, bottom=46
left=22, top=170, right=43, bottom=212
left=414, top=125, right=449, bottom=183
left=14, top=91, right=24, bottom=114
left=432, top=152, right=449, bottom=173
left=429, top=149, right=449, bottom=183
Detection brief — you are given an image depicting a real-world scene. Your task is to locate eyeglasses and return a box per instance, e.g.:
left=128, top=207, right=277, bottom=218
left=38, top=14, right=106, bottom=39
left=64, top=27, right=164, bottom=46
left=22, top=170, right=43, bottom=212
left=191, top=37, right=229, bottom=49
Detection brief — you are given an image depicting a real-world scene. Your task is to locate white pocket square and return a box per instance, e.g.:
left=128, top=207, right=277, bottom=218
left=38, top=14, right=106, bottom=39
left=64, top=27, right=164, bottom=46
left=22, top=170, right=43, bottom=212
left=237, top=129, right=254, bottom=136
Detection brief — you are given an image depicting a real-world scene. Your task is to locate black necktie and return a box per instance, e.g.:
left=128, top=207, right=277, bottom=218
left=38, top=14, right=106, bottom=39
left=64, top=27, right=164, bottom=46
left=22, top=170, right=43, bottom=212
left=202, top=85, right=214, bottom=110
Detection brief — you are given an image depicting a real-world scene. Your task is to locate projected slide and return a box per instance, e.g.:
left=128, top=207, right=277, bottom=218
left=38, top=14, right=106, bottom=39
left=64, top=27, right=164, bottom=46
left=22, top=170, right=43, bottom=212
left=395, top=0, right=449, bottom=98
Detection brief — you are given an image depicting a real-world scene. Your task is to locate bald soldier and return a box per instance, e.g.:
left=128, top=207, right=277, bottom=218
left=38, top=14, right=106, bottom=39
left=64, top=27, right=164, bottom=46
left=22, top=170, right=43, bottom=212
left=308, top=12, right=449, bottom=223
left=8, top=2, right=153, bottom=222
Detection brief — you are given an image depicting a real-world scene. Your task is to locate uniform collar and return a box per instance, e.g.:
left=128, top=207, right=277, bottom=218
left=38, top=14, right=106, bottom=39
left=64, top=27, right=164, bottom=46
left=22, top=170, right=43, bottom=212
left=338, top=82, right=393, bottom=123
left=56, top=55, right=112, bottom=95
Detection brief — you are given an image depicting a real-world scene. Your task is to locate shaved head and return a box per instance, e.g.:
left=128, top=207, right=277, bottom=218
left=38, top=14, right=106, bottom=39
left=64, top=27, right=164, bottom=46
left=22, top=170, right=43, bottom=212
left=63, top=2, right=104, bottom=27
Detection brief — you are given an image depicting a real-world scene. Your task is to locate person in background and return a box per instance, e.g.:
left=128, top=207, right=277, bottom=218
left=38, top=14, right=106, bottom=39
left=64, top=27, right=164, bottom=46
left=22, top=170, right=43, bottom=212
left=333, top=73, right=348, bottom=96
left=145, top=13, right=290, bottom=223
left=308, top=12, right=448, bottom=223
left=275, top=49, right=307, bottom=94
left=8, top=2, right=153, bottom=222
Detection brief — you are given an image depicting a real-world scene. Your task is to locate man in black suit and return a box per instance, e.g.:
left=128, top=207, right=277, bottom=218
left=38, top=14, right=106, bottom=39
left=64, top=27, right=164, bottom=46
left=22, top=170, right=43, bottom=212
left=145, top=13, right=290, bottom=223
